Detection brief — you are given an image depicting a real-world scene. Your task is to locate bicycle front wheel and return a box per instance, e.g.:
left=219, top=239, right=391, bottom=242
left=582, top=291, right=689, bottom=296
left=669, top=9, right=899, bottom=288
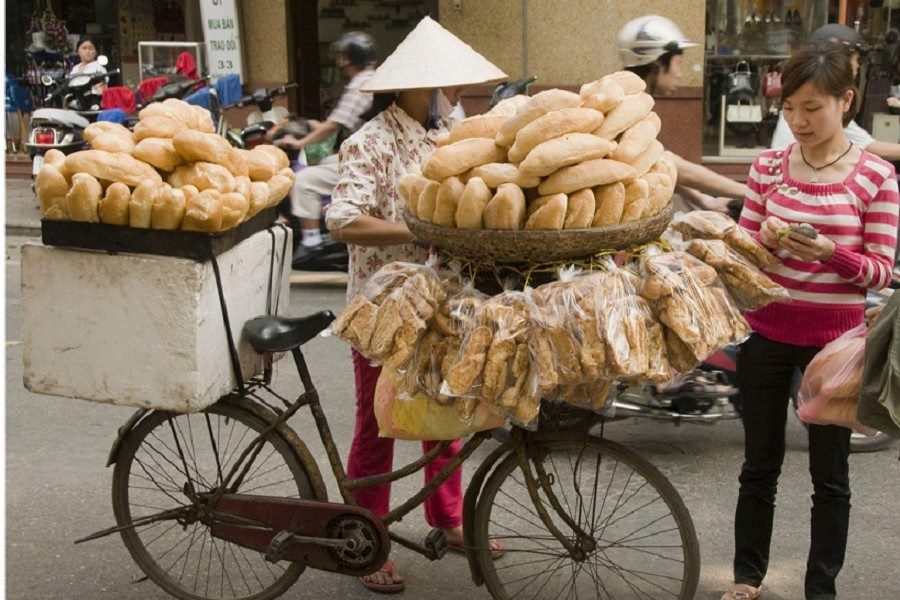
left=111, top=400, right=315, bottom=600
left=472, top=437, right=699, bottom=600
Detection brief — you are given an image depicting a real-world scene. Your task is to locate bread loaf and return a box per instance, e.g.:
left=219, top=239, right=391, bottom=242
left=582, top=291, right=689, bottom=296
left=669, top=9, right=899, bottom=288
left=168, top=162, right=236, bottom=193
left=84, top=122, right=135, bottom=154
left=189, top=104, right=215, bottom=133
left=98, top=182, right=131, bottom=225
left=580, top=77, right=626, bottom=112
left=448, top=114, right=507, bottom=144
left=592, top=182, right=626, bottom=226
left=597, top=92, right=654, bottom=139
left=508, top=107, right=605, bottom=163
left=248, top=181, right=270, bottom=218
left=266, top=173, right=293, bottom=207
left=233, top=175, right=252, bottom=199
left=421, top=138, right=507, bottom=181
left=180, top=184, right=200, bottom=204
left=524, top=193, right=567, bottom=230
left=484, top=183, right=526, bottom=230
left=630, top=140, right=665, bottom=178
left=398, top=173, right=431, bottom=217
left=610, top=113, right=661, bottom=163
left=488, top=94, right=530, bottom=118
left=608, top=71, right=647, bottom=94
left=433, top=176, right=465, bottom=228
left=642, top=172, right=674, bottom=214
left=539, top=158, right=635, bottom=195
left=43, top=148, right=66, bottom=169
left=237, top=147, right=279, bottom=181
left=172, top=130, right=248, bottom=177
left=150, top=185, right=187, bottom=230
left=456, top=176, right=492, bottom=230
left=182, top=190, right=224, bottom=232
left=220, top=192, right=250, bottom=229
left=469, top=162, right=540, bottom=189
left=129, top=179, right=157, bottom=228
left=651, top=151, right=679, bottom=183
left=254, top=145, right=290, bottom=171
left=64, top=173, right=102, bottom=222
left=61, top=150, right=163, bottom=188
left=133, top=137, right=184, bottom=172
left=496, top=89, right=582, bottom=147
left=417, top=180, right=441, bottom=222
left=519, top=133, right=614, bottom=177
left=35, top=163, right=69, bottom=214
left=563, top=188, right=595, bottom=229
left=139, top=98, right=195, bottom=124
left=134, top=115, right=183, bottom=141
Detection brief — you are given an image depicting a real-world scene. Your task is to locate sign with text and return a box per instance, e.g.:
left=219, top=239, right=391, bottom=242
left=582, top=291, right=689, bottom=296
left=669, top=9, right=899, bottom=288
left=200, top=0, right=245, bottom=81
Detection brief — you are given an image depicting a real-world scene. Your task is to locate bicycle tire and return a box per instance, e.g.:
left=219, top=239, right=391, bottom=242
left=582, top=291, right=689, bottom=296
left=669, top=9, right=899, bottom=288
left=111, top=401, right=315, bottom=600
left=471, top=437, right=700, bottom=600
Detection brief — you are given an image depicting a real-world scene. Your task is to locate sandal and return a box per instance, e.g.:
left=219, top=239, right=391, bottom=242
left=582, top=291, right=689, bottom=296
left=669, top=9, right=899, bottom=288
left=720, top=583, right=761, bottom=599
left=448, top=539, right=506, bottom=560
left=359, top=559, right=405, bottom=594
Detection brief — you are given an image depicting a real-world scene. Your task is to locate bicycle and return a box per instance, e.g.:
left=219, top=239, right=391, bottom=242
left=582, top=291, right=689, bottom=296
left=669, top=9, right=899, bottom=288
left=79, top=309, right=701, bottom=600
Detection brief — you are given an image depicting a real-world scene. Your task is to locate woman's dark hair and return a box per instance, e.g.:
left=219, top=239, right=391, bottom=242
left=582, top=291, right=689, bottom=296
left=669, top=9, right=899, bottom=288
left=361, top=92, right=398, bottom=122
left=781, top=43, right=858, bottom=126
left=76, top=37, right=98, bottom=53
left=624, top=50, right=682, bottom=96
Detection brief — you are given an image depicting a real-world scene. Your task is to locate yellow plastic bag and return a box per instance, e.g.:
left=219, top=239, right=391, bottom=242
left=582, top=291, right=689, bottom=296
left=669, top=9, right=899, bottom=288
left=374, top=368, right=504, bottom=441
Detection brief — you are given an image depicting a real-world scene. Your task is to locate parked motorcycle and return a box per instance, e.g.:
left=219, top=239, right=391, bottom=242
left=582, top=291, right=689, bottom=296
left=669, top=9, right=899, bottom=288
left=221, top=83, right=299, bottom=149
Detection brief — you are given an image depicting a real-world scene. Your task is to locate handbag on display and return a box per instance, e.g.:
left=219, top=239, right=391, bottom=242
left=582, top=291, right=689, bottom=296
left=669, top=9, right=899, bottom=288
left=726, top=100, right=763, bottom=123
left=726, top=61, right=758, bottom=95
left=762, top=70, right=782, bottom=98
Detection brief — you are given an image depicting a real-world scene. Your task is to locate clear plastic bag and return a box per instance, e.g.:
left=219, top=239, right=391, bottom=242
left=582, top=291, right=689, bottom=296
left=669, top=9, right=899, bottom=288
left=375, top=368, right=505, bottom=441
left=669, top=210, right=779, bottom=269
left=796, top=324, right=877, bottom=435
left=593, top=266, right=656, bottom=380
left=685, top=238, right=790, bottom=310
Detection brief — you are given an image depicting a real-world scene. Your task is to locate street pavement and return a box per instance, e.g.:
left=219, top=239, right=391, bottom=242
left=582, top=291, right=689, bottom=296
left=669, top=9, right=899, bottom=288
left=5, top=177, right=900, bottom=599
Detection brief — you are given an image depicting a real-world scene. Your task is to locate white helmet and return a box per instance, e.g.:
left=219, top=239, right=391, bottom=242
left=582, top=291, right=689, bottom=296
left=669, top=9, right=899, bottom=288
left=616, top=15, right=697, bottom=68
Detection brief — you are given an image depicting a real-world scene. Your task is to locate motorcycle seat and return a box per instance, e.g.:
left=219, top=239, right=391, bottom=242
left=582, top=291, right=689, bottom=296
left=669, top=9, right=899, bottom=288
left=242, top=311, right=335, bottom=353
left=31, top=108, right=90, bottom=129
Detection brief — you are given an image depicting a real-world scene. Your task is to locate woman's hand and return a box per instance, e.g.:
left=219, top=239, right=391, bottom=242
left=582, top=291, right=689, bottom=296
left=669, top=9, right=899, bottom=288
left=865, top=304, right=885, bottom=324
left=778, top=231, right=836, bottom=262
left=759, top=216, right=788, bottom=248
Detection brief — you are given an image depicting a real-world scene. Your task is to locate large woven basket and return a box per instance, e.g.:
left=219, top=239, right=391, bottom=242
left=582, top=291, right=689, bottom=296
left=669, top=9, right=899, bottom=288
left=404, top=199, right=674, bottom=262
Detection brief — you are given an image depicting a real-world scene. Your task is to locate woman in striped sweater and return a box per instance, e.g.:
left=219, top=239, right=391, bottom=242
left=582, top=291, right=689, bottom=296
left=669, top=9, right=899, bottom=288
left=722, top=45, right=899, bottom=600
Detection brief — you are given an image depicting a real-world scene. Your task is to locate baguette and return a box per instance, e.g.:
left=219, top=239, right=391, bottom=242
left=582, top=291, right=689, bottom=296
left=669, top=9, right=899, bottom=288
left=172, top=130, right=248, bottom=177
left=43, top=149, right=66, bottom=169
left=592, top=182, right=626, bottom=226
left=150, top=185, right=187, bottom=230
left=168, top=162, right=236, bottom=193
left=64, top=173, right=102, bottom=222
left=484, top=183, right=526, bottom=230
left=607, top=71, right=647, bottom=94
left=421, top=138, right=507, bottom=181
left=398, top=172, right=431, bottom=217
left=508, top=107, right=604, bottom=163
left=417, top=180, right=441, bottom=222
left=525, top=193, right=567, bottom=230
left=563, top=188, right=595, bottom=229
left=519, top=133, right=614, bottom=177
left=265, top=173, right=293, bottom=207
left=182, top=189, right=224, bottom=232
left=469, top=162, right=540, bottom=189
left=487, top=94, right=530, bottom=118
left=580, top=77, right=626, bottom=111
left=134, top=115, right=183, bottom=141
left=456, top=176, right=492, bottom=230
left=433, top=176, right=465, bottom=227
left=610, top=113, right=661, bottom=164
left=495, top=89, right=582, bottom=147
left=538, top=158, right=635, bottom=195
left=97, top=182, right=130, bottom=225
left=220, top=191, right=250, bottom=229
left=129, top=179, right=157, bottom=228
left=84, top=122, right=135, bottom=154
left=254, top=145, right=290, bottom=171
left=60, top=149, right=163, bottom=188
left=237, top=147, right=279, bottom=181
left=247, top=181, right=270, bottom=218
left=448, top=114, right=508, bottom=144
left=35, top=163, right=69, bottom=214
left=630, top=140, right=665, bottom=178
left=597, top=92, right=655, bottom=139
left=133, top=137, right=184, bottom=172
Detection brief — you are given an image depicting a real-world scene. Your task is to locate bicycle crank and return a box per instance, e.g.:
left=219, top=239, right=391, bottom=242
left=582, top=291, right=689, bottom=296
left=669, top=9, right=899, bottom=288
left=209, top=494, right=390, bottom=577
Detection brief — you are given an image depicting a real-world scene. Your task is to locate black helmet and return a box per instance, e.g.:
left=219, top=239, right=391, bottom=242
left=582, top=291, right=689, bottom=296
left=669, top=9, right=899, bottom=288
left=810, top=24, right=866, bottom=52
left=332, top=32, right=378, bottom=68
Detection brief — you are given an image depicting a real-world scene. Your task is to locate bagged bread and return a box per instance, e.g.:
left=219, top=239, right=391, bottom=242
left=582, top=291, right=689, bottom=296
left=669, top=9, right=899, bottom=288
left=84, top=122, right=135, bottom=154
left=35, top=163, right=70, bottom=215
left=496, top=89, right=582, bottom=147
left=97, top=182, right=131, bottom=226
left=483, top=183, right=526, bottom=230
left=507, top=107, right=605, bottom=163
left=421, top=138, right=507, bottom=181
left=61, top=150, right=163, bottom=188
left=168, top=162, right=236, bottom=193
left=417, top=180, right=441, bottom=222
left=133, top=137, right=184, bottom=172
left=686, top=238, right=789, bottom=309
left=182, top=189, right=224, bottom=232
left=64, top=173, right=102, bottom=223
left=150, top=185, right=187, bottom=230
left=129, top=179, right=157, bottom=228
left=519, top=133, right=614, bottom=178
left=539, top=158, right=635, bottom=195
left=527, top=271, right=589, bottom=388
left=468, top=163, right=540, bottom=189
left=447, top=114, right=507, bottom=144
left=592, top=182, right=626, bottom=226
left=563, top=188, right=595, bottom=229
left=669, top=211, right=779, bottom=268
left=610, top=113, right=661, bottom=164
left=455, top=176, right=492, bottom=230
left=433, top=176, right=465, bottom=228
left=172, top=130, right=248, bottom=177
left=525, top=193, right=567, bottom=230
left=237, top=147, right=280, bottom=181
left=597, top=92, right=655, bottom=139
left=398, top=172, right=431, bottom=218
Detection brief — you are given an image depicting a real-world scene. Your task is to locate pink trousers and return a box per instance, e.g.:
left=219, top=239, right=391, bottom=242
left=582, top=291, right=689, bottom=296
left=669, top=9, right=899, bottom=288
left=346, top=350, right=463, bottom=529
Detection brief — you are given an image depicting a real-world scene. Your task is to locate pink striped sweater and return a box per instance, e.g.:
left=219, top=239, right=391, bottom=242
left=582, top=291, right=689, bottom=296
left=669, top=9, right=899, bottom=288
left=739, top=145, right=899, bottom=347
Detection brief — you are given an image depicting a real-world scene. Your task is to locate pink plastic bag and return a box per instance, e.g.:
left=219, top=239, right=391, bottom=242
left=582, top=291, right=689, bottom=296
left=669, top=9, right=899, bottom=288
left=796, top=324, right=877, bottom=435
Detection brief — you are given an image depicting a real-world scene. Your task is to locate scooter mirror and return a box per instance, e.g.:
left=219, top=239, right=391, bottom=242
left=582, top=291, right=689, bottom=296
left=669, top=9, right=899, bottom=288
left=97, top=55, right=109, bottom=66
left=40, top=75, right=54, bottom=86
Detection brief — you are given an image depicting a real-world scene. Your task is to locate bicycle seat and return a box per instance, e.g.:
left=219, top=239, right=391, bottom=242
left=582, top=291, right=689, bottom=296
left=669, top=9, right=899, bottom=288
left=242, top=311, right=335, bottom=353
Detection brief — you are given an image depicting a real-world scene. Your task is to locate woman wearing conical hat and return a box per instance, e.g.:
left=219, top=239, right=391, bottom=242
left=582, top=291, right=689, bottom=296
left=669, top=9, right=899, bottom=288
left=325, top=16, right=508, bottom=594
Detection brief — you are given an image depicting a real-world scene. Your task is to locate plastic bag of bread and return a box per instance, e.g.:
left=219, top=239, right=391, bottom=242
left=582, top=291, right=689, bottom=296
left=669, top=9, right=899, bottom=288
left=639, top=248, right=749, bottom=371
left=331, top=261, right=446, bottom=369
left=685, top=238, right=790, bottom=309
left=591, top=264, right=655, bottom=380
left=554, top=379, right=616, bottom=412
left=374, top=368, right=504, bottom=441
left=669, top=211, right=779, bottom=269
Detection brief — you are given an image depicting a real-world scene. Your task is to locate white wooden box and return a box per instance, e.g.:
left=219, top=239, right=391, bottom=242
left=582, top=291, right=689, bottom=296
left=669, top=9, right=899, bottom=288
left=22, top=227, right=291, bottom=412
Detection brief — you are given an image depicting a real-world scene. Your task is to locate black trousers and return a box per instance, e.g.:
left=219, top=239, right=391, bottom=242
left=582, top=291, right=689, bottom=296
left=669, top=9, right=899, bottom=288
left=734, top=333, right=851, bottom=600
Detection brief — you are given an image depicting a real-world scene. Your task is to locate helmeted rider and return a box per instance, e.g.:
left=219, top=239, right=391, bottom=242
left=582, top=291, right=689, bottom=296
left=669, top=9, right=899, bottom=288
left=282, top=32, right=378, bottom=266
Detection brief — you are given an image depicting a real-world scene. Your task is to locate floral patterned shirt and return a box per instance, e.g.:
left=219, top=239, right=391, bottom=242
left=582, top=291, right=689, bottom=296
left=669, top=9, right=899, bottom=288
left=325, top=103, right=452, bottom=299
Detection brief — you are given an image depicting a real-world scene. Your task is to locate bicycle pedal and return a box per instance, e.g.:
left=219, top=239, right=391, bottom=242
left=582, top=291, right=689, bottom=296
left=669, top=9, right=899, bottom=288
left=424, top=528, right=448, bottom=560
left=265, top=530, right=296, bottom=563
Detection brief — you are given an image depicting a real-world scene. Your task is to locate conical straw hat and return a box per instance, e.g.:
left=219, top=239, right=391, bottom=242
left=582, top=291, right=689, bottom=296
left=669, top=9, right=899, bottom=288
left=361, top=16, right=507, bottom=92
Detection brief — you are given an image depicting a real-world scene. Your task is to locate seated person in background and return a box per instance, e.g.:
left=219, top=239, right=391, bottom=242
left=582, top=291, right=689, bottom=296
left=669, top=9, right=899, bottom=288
left=70, top=37, right=107, bottom=96
left=770, top=24, right=900, bottom=162
left=617, top=15, right=747, bottom=213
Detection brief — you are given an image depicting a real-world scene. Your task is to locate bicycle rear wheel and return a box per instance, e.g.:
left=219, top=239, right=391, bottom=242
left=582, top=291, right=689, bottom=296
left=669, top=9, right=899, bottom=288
left=472, top=437, right=699, bottom=600
left=111, top=400, right=315, bottom=600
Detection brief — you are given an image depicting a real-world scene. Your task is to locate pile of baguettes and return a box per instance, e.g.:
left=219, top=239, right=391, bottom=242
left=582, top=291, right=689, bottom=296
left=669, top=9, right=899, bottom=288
left=34, top=98, right=294, bottom=233
left=399, top=71, right=677, bottom=231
